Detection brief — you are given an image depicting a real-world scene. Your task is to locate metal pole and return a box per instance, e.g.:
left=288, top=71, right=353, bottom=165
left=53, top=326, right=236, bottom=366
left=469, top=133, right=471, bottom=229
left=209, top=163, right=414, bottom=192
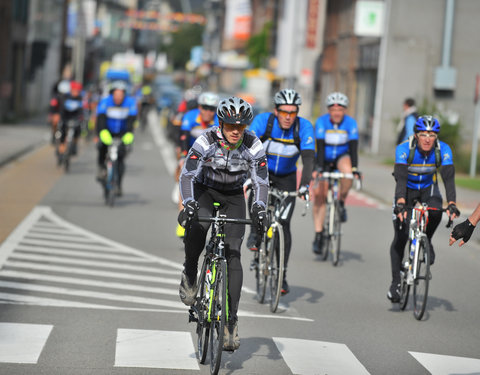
left=470, top=101, right=480, bottom=178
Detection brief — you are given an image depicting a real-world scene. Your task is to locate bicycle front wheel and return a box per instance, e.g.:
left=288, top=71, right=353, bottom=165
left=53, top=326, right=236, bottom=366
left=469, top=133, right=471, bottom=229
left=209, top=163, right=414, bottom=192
left=267, top=224, right=284, bottom=313
left=330, top=201, right=342, bottom=266
left=399, top=247, right=410, bottom=311
left=254, top=247, right=267, bottom=304
left=321, top=201, right=331, bottom=261
left=196, top=259, right=210, bottom=364
left=209, top=260, right=227, bottom=375
left=413, top=236, right=430, bottom=320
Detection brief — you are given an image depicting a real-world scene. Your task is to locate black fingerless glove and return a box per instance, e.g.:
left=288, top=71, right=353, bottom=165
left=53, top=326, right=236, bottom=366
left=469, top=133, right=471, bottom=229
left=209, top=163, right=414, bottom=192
left=393, top=203, right=406, bottom=216
left=178, top=200, right=199, bottom=227
left=447, top=203, right=461, bottom=217
left=251, top=202, right=266, bottom=236
left=451, top=219, right=475, bottom=243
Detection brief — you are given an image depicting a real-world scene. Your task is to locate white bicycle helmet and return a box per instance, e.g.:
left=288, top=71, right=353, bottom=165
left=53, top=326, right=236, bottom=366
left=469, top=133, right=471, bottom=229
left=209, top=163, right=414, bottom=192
left=217, top=97, right=254, bottom=125
left=198, top=92, right=220, bottom=107
left=109, top=80, right=128, bottom=93
left=325, top=92, right=349, bottom=108
left=274, top=89, right=302, bottom=106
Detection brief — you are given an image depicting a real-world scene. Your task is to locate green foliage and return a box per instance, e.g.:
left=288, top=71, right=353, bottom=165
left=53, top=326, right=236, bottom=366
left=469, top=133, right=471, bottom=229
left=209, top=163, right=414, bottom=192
left=159, top=24, right=204, bottom=70
left=246, top=22, right=272, bottom=69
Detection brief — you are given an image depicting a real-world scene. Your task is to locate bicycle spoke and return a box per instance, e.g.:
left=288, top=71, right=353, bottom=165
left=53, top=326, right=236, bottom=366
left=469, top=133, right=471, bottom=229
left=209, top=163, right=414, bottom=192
left=210, top=261, right=227, bottom=374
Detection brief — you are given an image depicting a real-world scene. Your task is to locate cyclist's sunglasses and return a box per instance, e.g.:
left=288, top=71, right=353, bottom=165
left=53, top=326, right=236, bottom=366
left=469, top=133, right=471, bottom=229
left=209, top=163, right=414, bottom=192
left=200, top=105, right=216, bottom=112
left=277, top=109, right=298, bottom=117
left=417, top=132, right=437, bottom=139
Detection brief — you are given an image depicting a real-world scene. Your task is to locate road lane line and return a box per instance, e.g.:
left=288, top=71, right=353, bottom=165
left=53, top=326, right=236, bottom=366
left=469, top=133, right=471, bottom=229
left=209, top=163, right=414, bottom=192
left=410, top=351, right=480, bottom=375
left=15, top=245, right=149, bottom=262
left=0, top=270, right=179, bottom=295
left=25, top=232, right=115, bottom=243
left=148, top=111, right=176, bottom=176
left=4, top=260, right=181, bottom=283
left=9, top=252, right=178, bottom=275
left=0, top=323, right=53, bottom=364
left=273, top=337, right=371, bottom=375
left=0, top=280, right=187, bottom=309
left=115, top=329, right=199, bottom=370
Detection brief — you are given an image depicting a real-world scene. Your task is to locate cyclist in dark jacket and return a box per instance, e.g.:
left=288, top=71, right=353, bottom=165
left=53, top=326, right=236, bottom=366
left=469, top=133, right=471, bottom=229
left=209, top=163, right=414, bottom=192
left=388, top=115, right=460, bottom=302
left=178, top=96, right=269, bottom=351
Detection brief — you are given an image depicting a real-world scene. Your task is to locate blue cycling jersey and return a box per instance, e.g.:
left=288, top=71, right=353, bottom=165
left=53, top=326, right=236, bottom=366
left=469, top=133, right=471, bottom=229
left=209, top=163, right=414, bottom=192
left=181, top=108, right=219, bottom=148
left=315, top=114, right=358, bottom=162
left=97, top=95, right=137, bottom=135
left=249, top=112, right=315, bottom=176
left=395, top=140, right=453, bottom=190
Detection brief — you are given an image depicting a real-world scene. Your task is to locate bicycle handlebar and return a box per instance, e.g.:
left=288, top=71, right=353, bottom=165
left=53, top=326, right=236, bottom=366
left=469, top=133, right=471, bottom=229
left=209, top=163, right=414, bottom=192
left=197, top=216, right=253, bottom=225
left=397, top=205, right=454, bottom=230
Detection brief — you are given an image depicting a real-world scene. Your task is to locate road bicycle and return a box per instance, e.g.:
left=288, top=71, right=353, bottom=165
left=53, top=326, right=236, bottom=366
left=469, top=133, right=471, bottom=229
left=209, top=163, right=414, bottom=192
left=55, top=119, right=79, bottom=172
left=102, top=138, right=123, bottom=207
left=250, top=188, right=308, bottom=313
left=317, top=171, right=361, bottom=266
left=188, top=202, right=251, bottom=375
left=398, top=202, right=452, bottom=320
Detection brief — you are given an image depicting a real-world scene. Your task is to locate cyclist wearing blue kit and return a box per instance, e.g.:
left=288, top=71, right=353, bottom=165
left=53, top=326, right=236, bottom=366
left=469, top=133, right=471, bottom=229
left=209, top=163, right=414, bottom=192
left=96, top=80, right=137, bottom=195
left=311, top=92, right=359, bottom=254
left=248, top=89, right=314, bottom=295
left=388, top=115, right=460, bottom=302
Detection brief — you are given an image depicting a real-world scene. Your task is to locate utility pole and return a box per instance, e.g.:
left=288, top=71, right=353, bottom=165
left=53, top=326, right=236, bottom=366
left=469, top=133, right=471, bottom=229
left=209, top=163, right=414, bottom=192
left=470, top=74, right=480, bottom=177
left=73, top=0, right=86, bottom=83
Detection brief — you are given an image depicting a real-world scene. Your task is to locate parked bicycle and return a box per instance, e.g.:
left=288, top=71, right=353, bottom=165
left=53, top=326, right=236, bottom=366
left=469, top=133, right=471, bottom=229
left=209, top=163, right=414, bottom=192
left=316, top=171, right=361, bottom=266
left=250, top=188, right=309, bottom=313
left=188, top=202, right=251, bottom=375
left=102, top=138, right=123, bottom=207
left=398, top=202, right=453, bottom=320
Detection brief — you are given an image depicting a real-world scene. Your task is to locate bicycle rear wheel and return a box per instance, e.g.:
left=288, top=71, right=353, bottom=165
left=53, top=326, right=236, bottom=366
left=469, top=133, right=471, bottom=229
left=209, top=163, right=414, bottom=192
left=209, top=260, right=227, bottom=375
left=196, top=260, right=210, bottom=364
left=267, top=224, right=284, bottom=313
left=330, top=201, right=342, bottom=266
left=413, top=236, right=430, bottom=320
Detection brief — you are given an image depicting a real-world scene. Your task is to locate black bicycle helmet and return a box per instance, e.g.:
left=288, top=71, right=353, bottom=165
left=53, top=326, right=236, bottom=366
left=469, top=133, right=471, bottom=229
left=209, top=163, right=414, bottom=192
left=216, top=97, right=254, bottom=125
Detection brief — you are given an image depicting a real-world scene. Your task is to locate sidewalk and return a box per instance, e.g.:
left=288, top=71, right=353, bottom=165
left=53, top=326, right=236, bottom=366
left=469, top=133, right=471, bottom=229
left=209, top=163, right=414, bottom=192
left=0, top=116, right=477, bottom=215
left=0, top=115, right=51, bottom=169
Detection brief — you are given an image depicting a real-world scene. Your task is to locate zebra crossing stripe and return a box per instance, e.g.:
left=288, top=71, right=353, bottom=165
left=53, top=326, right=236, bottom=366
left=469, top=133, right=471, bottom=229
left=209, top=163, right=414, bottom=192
left=410, top=351, right=480, bottom=375
left=273, top=337, right=371, bottom=375
left=115, top=329, right=199, bottom=370
left=0, top=323, right=53, bottom=364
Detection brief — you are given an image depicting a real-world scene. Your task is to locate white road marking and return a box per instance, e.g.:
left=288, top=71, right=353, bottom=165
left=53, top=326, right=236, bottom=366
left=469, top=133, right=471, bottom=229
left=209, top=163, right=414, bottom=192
left=9, top=252, right=177, bottom=275
left=115, top=329, right=199, bottom=370
left=0, top=323, right=53, bottom=364
left=410, top=351, right=480, bottom=375
left=15, top=244, right=149, bottom=262
left=0, top=206, right=312, bottom=321
left=4, top=260, right=180, bottom=284
left=273, top=337, right=371, bottom=375
left=149, top=111, right=176, bottom=176
left=0, top=270, right=179, bottom=295
left=0, top=280, right=187, bottom=309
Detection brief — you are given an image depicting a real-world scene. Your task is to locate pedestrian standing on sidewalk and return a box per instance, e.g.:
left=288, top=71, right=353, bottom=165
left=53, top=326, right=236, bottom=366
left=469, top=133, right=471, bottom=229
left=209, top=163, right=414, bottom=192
left=396, top=98, right=418, bottom=145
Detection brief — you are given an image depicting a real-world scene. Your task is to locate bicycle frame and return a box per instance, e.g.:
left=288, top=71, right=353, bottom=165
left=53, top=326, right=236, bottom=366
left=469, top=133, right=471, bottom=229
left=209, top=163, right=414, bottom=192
left=189, top=203, right=251, bottom=373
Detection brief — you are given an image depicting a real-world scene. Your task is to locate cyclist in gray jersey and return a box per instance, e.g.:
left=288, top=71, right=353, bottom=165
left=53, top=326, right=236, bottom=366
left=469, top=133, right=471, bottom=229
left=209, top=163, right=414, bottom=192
left=177, top=97, right=268, bottom=351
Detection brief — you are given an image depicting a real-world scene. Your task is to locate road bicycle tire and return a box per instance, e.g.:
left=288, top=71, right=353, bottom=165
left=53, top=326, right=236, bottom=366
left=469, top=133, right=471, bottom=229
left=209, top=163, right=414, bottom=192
left=196, top=259, right=210, bottom=364
left=267, top=224, right=284, bottom=313
left=254, top=246, right=267, bottom=304
left=209, top=260, right=227, bottom=375
left=106, top=162, right=118, bottom=207
left=413, top=236, right=430, bottom=320
left=321, top=201, right=332, bottom=261
left=331, top=201, right=342, bottom=266
left=399, top=249, right=410, bottom=311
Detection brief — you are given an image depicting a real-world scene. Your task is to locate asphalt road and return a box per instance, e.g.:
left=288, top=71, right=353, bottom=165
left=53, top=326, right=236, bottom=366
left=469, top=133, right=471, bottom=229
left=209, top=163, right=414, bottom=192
left=0, top=116, right=479, bottom=375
